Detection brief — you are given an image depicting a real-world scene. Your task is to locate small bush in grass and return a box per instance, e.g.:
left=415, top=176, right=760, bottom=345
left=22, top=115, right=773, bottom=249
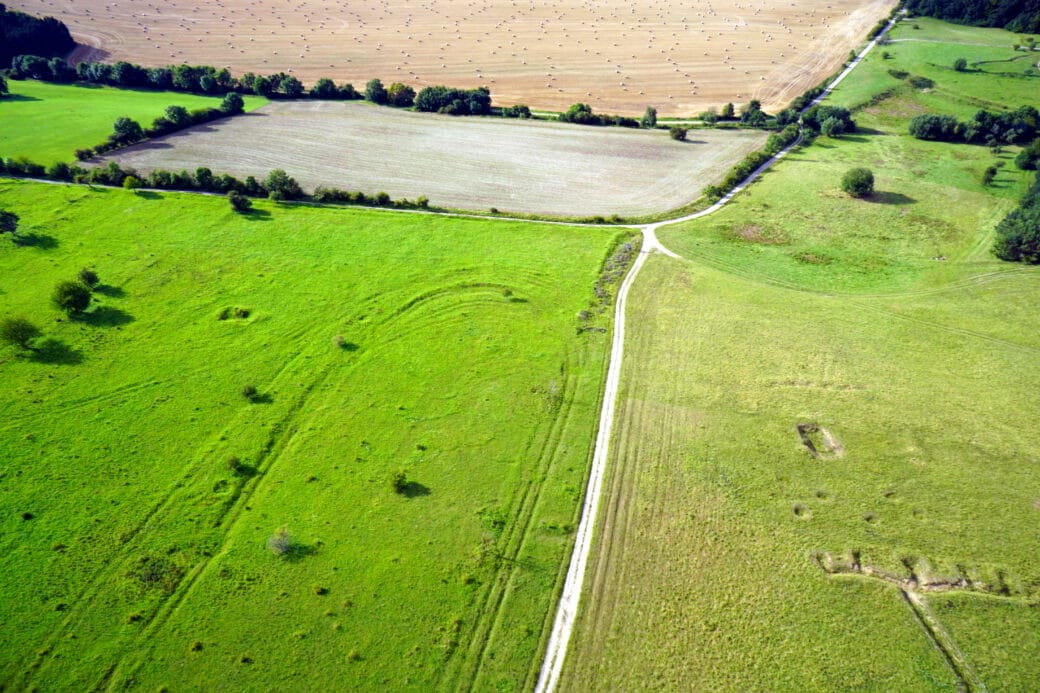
left=391, top=470, right=408, bottom=494
left=953, top=57, right=968, bottom=72
left=267, top=526, right=292, bottom=556
left=841, top=167, right=875, bottom=198
left=982, top=165, right=998, bottom=186
left=228, top=190, right=252, bottom=213
left=1, top=317, right=41, bottom=351
left=78, top=268, right=100, bottom=288
left=241, top=384, right=258, bottom=401
left=51, top=280, right=92, bottom=316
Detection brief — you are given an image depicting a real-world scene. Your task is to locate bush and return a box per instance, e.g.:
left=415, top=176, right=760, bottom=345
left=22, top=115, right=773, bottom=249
left=52, top=280, right=92, bottom=316
left=982, top=165, right=998, bottom=186
left=0, top=209, right=18, bottom=236
left=228, top=190, right=252, bottom=213
left=993, top=204, right=1040, bottom=263
left=241, top=384, right=259, bottom=401
left=78, top=268, right=100, bottom=288
left=841, top=167, right=875, bottom=198
left=364, top=78, right=387, bottom=104
left=502, top=104, right=531, bottom=118
left=0, top=317, right=41, bottom=351
left=669, top=126, right=688, bottom=141
left=267, top=526, right=292, bottom=555
left=265, top=169, right=302, bottom=200
left=221, top=92, right=244, bottom=114
left=953, top=57, right=968, bottom=71
left=391, top=470, right=408, bottom=494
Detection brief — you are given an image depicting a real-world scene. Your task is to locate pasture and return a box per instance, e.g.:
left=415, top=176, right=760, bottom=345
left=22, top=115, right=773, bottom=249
left=16, top=0, right=898, bottom=116
left=0, top=79, right=265, bottom=164
left=0, top=180, right=630, bottom=691
left=96, top=100, right=766, bottom=217
left=561, top=16, right=1040, bottom=690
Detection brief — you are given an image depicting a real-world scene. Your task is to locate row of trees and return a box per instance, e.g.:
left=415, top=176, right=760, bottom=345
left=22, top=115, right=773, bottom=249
left=558, top=102, right=640, bottom=127
left=908, top=106, right=1039, bottom=145
left=993, top=170, right=1040, bottom=262
left=0, top=3, right=72, bottom=65
left=904, top=0, right=1040, bottom=34
left=702, top=124, right=801, bottom=200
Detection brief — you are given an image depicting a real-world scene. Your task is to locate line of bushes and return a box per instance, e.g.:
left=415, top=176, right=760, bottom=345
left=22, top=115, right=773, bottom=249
left=0, top=3, right=72, bottom=66
left=558, top=102, right=641, bottom=128
left=702, top=124, right=801, bottom=201
left=908, top=106, right=1039, bottom=145
left=993, top=169, right=1040, bottom=262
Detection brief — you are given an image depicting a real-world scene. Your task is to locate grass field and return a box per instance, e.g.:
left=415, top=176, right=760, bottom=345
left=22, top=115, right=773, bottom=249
left=0, top=180, right=631, bottom=691
left=0, top=79, right=266, bottom=165
left=97, top=100, right=766, bottom=217
left=14, top=0, right=897, bottom=116
left=561, top=17, right=1040, bottom=690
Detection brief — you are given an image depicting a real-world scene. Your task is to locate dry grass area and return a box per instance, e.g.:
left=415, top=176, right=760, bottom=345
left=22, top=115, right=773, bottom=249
left=98, top=101, right=766, bottom=216
left=21, top=0, right=896, bottom=116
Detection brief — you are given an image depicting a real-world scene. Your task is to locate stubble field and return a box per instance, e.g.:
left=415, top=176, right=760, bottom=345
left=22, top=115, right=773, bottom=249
left=17, top=0, right=897, bottom=116
left=96, top=100, right=767, bottom=217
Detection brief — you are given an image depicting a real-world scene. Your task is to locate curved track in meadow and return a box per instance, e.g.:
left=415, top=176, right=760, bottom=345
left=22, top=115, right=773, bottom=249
left=533, top=12, right=903, bottom=692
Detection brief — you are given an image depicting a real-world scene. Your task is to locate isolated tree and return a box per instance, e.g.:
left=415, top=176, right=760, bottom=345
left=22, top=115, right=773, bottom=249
left=953, top=57, right=968, bottom=71
left=386, top=82, right=415, bottom=107
left=0, top=209, right=18, bottom=236
left=122, top=175, right=141, bottom=192
left=365, top=78, right=388, bottom=104
left=265, top=169, right=302, bottom=200
left=111, top=116, right=143, bottom=145
left=0, top=317, right=41, bottom=351
left=267, top=526, right=292, bottom=555
left=641, top=106, right=657, bottom=128
left=78, top=268, right=100, bottom=288
left=220, top=92, right=244, bottom=114
left=228, top=190, right=252, bottom=213
left=52, top=280, right=92, bottom=316
left=841, top=167, right=875, bottom=198
left=390, top=470, right=408, bottom=494
left=669, top=126, right=688, bottom=141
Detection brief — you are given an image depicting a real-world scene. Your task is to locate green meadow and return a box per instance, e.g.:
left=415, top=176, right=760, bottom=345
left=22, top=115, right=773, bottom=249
left=562, top=16, right=1040, bottom=690
left=0, top=180, right=628, bottom=690
left=0, top=80, right=266, bottom=164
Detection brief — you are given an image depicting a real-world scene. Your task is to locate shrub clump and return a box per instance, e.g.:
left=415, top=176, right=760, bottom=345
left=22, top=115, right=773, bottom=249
left=841, top=167, right=875, bottom=198
left=267, top=526, right=292, bottom=556
left=1, top=316, right=41, bottom=351
left=51, top=280, right=92, bottom=316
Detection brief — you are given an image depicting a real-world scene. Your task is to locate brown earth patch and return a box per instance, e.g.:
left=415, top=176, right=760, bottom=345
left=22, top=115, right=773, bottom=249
left=796, top=422, right=844, bottom=459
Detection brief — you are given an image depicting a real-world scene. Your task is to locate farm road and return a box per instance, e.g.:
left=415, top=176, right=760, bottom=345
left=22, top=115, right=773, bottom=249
left=532, top=11, right=903, bottom=692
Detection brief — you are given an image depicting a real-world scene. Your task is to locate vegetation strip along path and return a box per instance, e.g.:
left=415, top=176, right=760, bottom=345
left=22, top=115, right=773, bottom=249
left=533, top=11, right=904, bottom=691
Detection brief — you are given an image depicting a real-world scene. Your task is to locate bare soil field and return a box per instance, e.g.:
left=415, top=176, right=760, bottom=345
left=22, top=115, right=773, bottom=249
left=17, top=0, right=897, bottom=116
left=97, top=101, right=766, bottom=216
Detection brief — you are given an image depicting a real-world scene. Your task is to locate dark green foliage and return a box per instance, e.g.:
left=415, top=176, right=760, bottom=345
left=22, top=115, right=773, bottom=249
left=241, top=384, right=259, bottom=401
left=386, top=82, right=415, bottom=108
left=953, top=57, right=969, bottom=71
left=720, top=102, right=735, bottom=119
left=221, top=92, right=244, bottom=114
left=669, top=126, right=688, bottom=141
left=763, top=124, right=801, bottom=156
left=110, top=116, right=144, bottom=146
left=0, top=208, right=18, bottom=235
left=391, top=470, right=408, bottom=494
left=1016, top=138, right=1040, bottom=169
left=907, top=75, right=935, bottom=89
left=888, top=68, right=910, bottom=80
left=0, top=74, right=7, bottom=96
left=228, top=190, right=252, bottom=213
left=558, top=102, right=637, bottom=127
left=903, top=0, right=1040, bottom=33
left=501, top=104, right=531, bottom=118
left=78, top=268, right=99, bottom=288
left=265, top=169, right=302, bottom=200
left=993, top=204, right=1040, bottom=262
left=739, top=99, right=767, bottom=127
left=841, top=167, right=875, bottom=198
left=909, top=106, right=1039, bottom=144
left=0, top=316, right=41, bottom=351
left=414, top=85, right=492, bottom=115
left=982, top=164, right=998, bottom=185
left=310, top=77, right=337, bottom=99
left=641, top=106, right=657, bottom=128
left=51, top=280, right=92, bottom=316
left=908, top=113, right=963, bottom=140
left=821, top=116, right=845, bottom=137
left=0, top=4, right=73, bottom=65
left=364, top=78, right=388, bottom=104
left=803, top=105, right=856, bottom=134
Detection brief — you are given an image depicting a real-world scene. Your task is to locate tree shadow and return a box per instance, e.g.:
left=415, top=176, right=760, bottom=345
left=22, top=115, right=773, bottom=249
left=401, top=481, right=431, bottom=498
left=870, top=191, right=916, bottom=205
left=80, top=306, right=134, bottom=327
left=29, top=339, right=83, bottom=365
left=134, top=190, right=163, bottom=200
left=1, top=94, right=42, bottom=102
left=94, top=284, right=126, bottom=298
left=337, top=341, right=360, bottom=351
left=242, top=208, right=272, bottom=222
left=248, top=392, right=274, bottom=404
left=13, top=232, right=59, bottom=249
left=283, top=542, right=319, bottom=563
left=508, top=296, right=529, bottom=304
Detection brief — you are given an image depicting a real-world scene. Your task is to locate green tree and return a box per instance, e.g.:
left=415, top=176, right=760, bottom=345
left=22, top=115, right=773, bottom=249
left=164, top=105, right=190, bottom=126
left=641, top=106, right=657, bottom=128
left=720, top=102, right=735, bottom=119
left=821, top=116, right=845, bottom=137
left=953, top=57, right=968, bottom=71
left=841, top=167, right=875, bottom=198
left=311, top=77, right=337, bottom=99
left=52, top=280, right=92, bottom=316
left=669, top=126, right=688, bottom=141
left=265, top=169, right=303, bottom=200
left=391, top=470, right=408, bottom=494
left=992, top=206, right=1040, bottom=263
left=0, top=317, right=41, bottom=351
left=111, top=116, right=143, bottom=145
left=78, top=268, right=100, bottom=288
left=0, top=209, right=18, bottom=236
left=228, top=190, right=252, bottom=213
left=220, top=92, right=244, bottom=114
left=365, top=78, right=388, bottom=104
left=0, top=74, right=8, bottom=97
left=123, top=175, right=141, bottom=192
left=387, top=82, right=415, bottom=107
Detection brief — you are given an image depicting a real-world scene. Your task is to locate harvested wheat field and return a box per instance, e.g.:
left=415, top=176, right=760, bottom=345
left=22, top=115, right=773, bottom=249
left=97, top=101, right=767, bottom=216
left=19, top=0, right=896, bottom=116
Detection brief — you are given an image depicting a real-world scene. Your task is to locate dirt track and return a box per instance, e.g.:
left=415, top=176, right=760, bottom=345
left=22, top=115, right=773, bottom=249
left=97, top=101, right=766, bottom=217
left=19, top=0, right=897, bottom=116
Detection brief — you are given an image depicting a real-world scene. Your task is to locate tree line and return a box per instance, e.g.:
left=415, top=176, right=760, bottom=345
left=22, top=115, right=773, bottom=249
left=904, top=0, right=1040, bottom=34
left=0, top=3, right=72, bottom=66
left=908, top=106, right=1039, bottom=145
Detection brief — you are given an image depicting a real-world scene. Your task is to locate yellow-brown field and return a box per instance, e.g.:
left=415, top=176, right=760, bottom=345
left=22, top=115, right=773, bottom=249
left=17, top=0, right=896, bottom=116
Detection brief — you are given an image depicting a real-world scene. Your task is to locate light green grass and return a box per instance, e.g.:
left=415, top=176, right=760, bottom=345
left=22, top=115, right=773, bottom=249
left=0, top=80, right=266, bottom=164
left=0, top=180, right=629, bottom=691
left=564, top=16, right=1040, bottom=691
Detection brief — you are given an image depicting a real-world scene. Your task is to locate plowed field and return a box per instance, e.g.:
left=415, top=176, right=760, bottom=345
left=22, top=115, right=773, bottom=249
left=17, top=0, right=897, bottom=116
left=97, top=101, right=766, bottom=217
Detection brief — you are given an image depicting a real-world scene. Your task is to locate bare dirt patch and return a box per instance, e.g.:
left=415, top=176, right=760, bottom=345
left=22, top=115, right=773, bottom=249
left=20, top=0, right=897, bottom=116
left=796, top=422, right=844, bottom=459
left=98, top=101, right=766, bottom=216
